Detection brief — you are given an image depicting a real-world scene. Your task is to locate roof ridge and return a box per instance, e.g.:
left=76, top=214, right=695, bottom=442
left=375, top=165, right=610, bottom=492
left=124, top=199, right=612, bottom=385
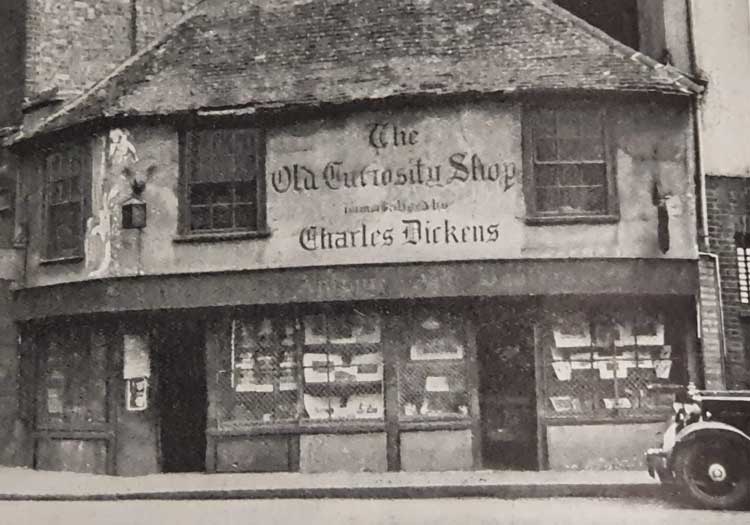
left=528, top=0, right=703, bottom=94
left=6, top=0, right=704, bottom=145
left=5, top=0, right=213, bottom=146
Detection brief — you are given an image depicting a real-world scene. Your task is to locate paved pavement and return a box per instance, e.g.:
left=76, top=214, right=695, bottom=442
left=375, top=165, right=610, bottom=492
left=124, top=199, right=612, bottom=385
left=0, top=467, right=661, bottom=500
left=0, top=498, right=746, bottom=525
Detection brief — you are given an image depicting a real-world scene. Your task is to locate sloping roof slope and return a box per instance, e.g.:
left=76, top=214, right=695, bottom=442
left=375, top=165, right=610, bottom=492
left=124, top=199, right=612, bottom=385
left=14, top=0, right=702, bottom=142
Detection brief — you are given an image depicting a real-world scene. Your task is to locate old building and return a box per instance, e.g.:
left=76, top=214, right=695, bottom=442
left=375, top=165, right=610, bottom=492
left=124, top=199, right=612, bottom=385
left=5, top=0, right=707, bottom=474
left=0, top=0, right=201, bottom=469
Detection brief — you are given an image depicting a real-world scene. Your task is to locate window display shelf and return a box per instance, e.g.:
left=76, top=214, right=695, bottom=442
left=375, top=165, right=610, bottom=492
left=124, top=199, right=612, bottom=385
left=303, top=380, right=382, bottom=397
left=303, top=343, right=381, bottom=353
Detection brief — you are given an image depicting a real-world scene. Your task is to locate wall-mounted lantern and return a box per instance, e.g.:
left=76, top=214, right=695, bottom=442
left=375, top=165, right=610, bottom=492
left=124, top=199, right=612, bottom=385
left=122, top=178, right=147, bottom=229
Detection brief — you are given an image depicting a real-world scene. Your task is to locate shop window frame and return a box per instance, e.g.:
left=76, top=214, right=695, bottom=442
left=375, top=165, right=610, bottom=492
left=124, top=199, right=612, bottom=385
left=541, top=306, right=682, bottom=422
left=396, top=304, right=474, bottom=424
left=177, top=123, right=269, bottom=242
left=522, top=101, right=619, bottom=225
left=30, top=320, right=117, bottom=475
left=40, top=141, right=91, bottom=263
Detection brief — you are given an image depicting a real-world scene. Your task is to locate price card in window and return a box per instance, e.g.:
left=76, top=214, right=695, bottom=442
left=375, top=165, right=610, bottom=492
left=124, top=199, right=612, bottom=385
left=425, top=376, right=450, bottom=392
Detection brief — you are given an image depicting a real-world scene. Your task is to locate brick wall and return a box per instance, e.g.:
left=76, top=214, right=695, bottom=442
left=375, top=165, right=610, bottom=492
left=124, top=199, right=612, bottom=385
left=704, top=175, right=750, bottom=388
left=25, top=0, right=198, bottom=100
left=0, top=0, right=25, bottom=128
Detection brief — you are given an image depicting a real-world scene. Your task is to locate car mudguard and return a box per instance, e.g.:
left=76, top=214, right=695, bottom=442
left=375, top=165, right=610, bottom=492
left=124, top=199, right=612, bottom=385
left=674, top=420, right=750, bottom=448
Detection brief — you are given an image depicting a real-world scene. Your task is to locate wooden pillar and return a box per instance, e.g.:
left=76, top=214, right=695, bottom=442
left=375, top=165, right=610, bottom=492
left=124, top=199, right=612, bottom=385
left=534, top=322, right=549, bottom=471
left=383, top=309, right=401, bottom=472
left=204, top=317, right=225, bottom=473
left=465, top=317, right=483, bottom=470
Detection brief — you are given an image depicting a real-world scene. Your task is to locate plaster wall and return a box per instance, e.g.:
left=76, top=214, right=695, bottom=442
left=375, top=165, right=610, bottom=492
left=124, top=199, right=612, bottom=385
left=20, top=98, right=697, bottom=288
left=547, top=422, right=665, bottom=470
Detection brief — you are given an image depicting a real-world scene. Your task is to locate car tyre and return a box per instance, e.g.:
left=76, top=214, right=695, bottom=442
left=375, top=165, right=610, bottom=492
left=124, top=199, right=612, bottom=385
left=672, top=437, right=750, bottom=510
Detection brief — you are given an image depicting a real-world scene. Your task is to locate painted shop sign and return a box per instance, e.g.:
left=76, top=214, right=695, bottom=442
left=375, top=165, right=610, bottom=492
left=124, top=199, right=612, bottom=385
left=267, top=103, right=524, bottom=266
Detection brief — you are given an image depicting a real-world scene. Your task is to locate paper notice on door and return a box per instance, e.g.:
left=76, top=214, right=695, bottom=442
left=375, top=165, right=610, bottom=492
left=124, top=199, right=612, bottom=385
left=47, top=388, right=63, bottom=414
left=123, top=334, right=151, bottom=379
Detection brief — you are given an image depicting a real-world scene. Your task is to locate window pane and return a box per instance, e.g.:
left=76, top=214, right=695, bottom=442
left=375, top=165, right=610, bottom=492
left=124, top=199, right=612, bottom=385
left=40, top=326, right=109, bottom=427
left=535, top=112, right=556, bottom=136
left=557, top=111, right=580, bottom=138
left=584, top=186, right=607, bottom=213
left=212, top=205, right=233, bottom=229
left=399, top=307, right=469, bottom=419
left=558, top=187, right=589, bottom=213
left=235, top=181, right=256, bottom=203
left=219, top=317, right=299, bottom=427
left=235, top=204, right=257, bottom=230
left=69, top=176, right=81, bottom=201
left=558, top=165, right=581, bottom=187
left=558, top=187, right=605, bottom=214
left=212, top=183, right=232, bottom=204
left=50, top=203, right=80, bottom=252
left=535, top=138, right=557, bottom=161
left=301, top=309, right=384, bottom=421
left=536, top=187, right=559, bottom=212
left=579, top=139, right=604, bottom=161
left=581, top=164, right=606, bottom=186
left=190, top=206, right=210, bottom=230
left=535, top=165, right=558, bottom=187
left=189, top=184, right=211, bottom=205
left=557, top=138, right=587, bottom=161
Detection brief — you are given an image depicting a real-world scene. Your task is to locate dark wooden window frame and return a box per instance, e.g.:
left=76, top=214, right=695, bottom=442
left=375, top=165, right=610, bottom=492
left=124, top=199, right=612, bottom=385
left=523, top=102, right=619, bottom=225
left=31, top=321, right=118, bottom=475
left=177, top=124, right=268, bottom=242
left=41, top=141, right=91, bottom=262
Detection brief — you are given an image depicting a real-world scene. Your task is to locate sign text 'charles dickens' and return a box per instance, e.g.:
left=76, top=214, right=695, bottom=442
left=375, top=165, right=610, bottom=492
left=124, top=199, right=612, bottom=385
left=270, top=121, right=519, bottom=253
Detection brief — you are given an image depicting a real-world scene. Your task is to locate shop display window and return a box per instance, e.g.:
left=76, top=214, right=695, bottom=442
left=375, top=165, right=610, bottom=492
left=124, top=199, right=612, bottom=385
left=217, top=307, right=385, bottom=428
left=545, top=308, right=680, bottom=417
left=221, top=316, right=299, bottom=425
left=399, top=307, right=470, bottom=419
left=38, top=326, right=109, bottom=427
left=301, top=308, right=384, bottom=421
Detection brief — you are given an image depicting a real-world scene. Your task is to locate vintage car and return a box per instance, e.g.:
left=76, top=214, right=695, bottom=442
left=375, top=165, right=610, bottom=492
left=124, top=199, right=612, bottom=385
left=646, top=387, right=750, bottom=509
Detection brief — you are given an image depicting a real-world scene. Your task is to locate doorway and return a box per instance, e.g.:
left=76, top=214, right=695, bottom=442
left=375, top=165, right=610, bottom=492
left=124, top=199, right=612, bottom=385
left=477, top=314, right=538, bottom=470
left=154, top=319, right=207, bottom=473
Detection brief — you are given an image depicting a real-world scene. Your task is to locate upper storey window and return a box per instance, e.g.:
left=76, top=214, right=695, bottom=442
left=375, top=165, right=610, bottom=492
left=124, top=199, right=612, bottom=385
left=43, top=143, right=90, bottom=260
left=523, top=104, right=618, bottom=224
left=180, top=127, right=267, bottom=238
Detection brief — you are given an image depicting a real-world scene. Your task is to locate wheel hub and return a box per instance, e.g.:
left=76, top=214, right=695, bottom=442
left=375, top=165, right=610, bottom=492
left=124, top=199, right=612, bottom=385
left=708, top=463, right=728, bottom=483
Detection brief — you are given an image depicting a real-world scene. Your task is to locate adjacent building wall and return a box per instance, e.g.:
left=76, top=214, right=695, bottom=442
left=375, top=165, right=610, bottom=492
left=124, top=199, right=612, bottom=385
left=0, top=0, right=25, bottom=129
left=681, top=0, right=750, bottom=388
left=24, top=0, right=198, bottom=101
left=703, top=176, right=750, bottom=389
left=692, top=0, right=750, bottom=177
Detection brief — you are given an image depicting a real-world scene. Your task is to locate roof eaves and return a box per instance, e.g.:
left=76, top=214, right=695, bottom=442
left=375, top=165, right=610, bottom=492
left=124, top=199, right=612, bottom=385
left=530, top=0, right=704, bottom=95
left=3, top=0, right=211, bottom=147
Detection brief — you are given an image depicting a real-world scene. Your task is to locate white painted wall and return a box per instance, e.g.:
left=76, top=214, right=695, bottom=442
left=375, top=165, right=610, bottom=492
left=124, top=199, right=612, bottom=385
left=691, top=0, right=750, bottom=176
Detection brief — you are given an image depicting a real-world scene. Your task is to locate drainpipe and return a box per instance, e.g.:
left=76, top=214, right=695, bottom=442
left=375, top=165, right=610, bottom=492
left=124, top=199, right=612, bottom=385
left=687, top=0, right=726, bottom=387
left=686, top=0, right=709, bottom=250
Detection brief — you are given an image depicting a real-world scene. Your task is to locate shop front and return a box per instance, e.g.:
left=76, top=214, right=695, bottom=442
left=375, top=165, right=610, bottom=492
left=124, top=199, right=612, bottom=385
left=22, top=282, right=695, bottom=475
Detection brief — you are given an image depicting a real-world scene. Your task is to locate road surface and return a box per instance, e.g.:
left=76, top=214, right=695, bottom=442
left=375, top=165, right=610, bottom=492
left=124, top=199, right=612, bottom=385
left=0, top=497, right=747, bottom=524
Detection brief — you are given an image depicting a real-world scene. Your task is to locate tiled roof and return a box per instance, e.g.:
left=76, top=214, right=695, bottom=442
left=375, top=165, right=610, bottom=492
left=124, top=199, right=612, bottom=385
left=12, top=0, right=702, bottom=143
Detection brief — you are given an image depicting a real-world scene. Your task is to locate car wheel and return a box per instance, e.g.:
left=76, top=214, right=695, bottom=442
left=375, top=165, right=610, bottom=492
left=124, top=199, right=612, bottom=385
left=673, top=437, right=750, bottom=510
